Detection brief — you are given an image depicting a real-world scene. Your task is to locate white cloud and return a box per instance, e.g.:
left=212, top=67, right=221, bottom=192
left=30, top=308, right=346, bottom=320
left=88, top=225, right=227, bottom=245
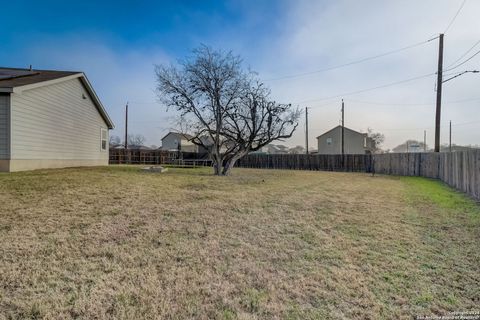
left=21, top=35, right=175, bottom=146
left=249, top=0, right=480, bottom=149
left=8, top=0, right=479, bottom=150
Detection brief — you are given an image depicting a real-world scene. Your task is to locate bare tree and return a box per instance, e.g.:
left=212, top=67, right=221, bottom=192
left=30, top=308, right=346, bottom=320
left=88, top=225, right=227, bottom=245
left=367, top=128, right=385, bottom=153
left=126, top=134, right=146, bottom=146
left=109, top=135, right=121, bottom=147
left=392, top=139, right=427, bottom=153
left=155, top=46, right=300, bottom=175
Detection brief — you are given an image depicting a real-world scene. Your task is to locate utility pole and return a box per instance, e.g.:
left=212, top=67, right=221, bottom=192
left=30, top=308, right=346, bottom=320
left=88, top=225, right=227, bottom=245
left=124, top=102, right=129, bottom=149
left=424, top=130, right=427, bottom=152
left=434, top=33, right=444, bottom=152
left=305, top=107, right=309, bottom=154
left=341, top=99, right=345, bottom=156
left=449, top=120, right=452, bottom=152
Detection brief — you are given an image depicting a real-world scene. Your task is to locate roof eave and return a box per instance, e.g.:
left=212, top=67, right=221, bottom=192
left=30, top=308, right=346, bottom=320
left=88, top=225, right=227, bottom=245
left=78, top=74, right=115, bottom=129
left=316, top=125, right=366, bottom=138
left=11, top=73, right=82, bottom=93
left=10, top=72, right=115, bottom=130
left=0, top=88, right=13, bottom=93
left=161, top=132, right=193, bottom=141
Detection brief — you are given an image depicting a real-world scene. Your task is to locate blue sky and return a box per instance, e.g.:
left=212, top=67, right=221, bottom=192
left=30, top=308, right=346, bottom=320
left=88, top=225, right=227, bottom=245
left=0, top=0, right=285, bottom=67
left=2, top=0, right=479, bottom=149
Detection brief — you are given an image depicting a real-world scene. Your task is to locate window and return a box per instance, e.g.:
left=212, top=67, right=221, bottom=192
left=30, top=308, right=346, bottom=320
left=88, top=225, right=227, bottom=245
left=101, top=128, right=107, bottom=151
left=326, top=137, right=333, bottom=145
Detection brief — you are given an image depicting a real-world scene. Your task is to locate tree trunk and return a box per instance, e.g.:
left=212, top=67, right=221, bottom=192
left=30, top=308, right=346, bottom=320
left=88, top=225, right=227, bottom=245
left=212, top=157, right=222, bottom=175
left=221, top=153, right=244, bottom=175
left=211, top=136, right=223, bottom=175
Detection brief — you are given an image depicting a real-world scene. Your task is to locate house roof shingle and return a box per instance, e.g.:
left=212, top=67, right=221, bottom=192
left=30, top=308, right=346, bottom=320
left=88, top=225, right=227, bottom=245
left=0, top=67, right=80, bottom=89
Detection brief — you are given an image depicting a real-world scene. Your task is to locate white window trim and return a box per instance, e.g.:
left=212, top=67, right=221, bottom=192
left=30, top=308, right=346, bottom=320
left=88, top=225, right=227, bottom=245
left=101, top=128, right=108, bottom=151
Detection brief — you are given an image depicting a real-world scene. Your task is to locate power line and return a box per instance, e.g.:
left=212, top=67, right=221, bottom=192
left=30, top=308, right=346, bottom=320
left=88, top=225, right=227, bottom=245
left=445, top=39, right=480, bottom=68
left=297, top=72, right=436, bottom=105
left=444, top=48, right=480, bottom=72
left=444, top=0, right=467, bottom=34
left=443, top=70, right=479, bottom=83
left=376, top=120, right=480, bottom=132
left=263, top=36, right=439, bottom=82
left=344, top=96, right=480, bottom=107
left=302, top=96, right=480, bottom=112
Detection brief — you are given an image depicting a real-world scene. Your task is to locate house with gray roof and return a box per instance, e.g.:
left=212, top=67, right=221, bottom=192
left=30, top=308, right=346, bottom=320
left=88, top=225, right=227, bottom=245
left=161, top=132, right=199, bottom=152
left=316, top=125, right=374, bottom=155
left=0, top=67, right=114, bottom=172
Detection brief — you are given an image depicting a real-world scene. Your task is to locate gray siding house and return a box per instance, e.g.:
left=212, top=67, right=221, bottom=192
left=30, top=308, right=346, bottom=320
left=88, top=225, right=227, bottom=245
left=317, top=125, right=374, bottom=155
left=0, top=67, right=114, bottom=172
left=161, top=132, right=198, bottom=152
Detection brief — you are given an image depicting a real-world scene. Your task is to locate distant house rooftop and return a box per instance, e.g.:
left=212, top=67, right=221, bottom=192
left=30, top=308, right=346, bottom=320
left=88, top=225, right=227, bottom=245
left=161, top=131, right=194, bottom=141
left=316, top=125, right=367, bottom=139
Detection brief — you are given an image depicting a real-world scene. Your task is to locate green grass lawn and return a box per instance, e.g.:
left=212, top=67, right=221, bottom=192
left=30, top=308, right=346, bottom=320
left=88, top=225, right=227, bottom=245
left=0, top=166, right=478, bottom=319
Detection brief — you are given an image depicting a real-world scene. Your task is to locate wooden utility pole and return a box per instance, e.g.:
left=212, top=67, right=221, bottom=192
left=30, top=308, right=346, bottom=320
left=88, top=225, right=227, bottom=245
left=424, top=130, right=427, bottom=152
left=341, top=99, right=345, bottom=156
left=434, top=34, right=444, bottom=152
left=124, top=102, right=129, bottom=149
left=305, top=107, right=309, bottom=154
left=449, top=120, right=452, bottom=152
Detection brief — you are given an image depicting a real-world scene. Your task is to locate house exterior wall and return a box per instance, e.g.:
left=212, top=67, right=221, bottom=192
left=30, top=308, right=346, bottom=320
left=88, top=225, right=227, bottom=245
left=0, top=94, right=10, bottom=161
left=7, top=78, right=109, bottom=171
left=161, top=134, right=198, bottom=152
left=317, top=127, right=369, bottom=155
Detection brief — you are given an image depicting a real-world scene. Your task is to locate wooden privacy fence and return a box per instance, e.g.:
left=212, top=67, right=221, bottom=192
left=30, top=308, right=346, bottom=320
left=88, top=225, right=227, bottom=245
left=109, top=149, right=211, bottom=166
left=235, top=152, right=480, bottom=200
left=236, top=154, right=373, bottom=172
left=109, top=149, right=479, bottom=200
left=373, top=151, right=480, bottom=200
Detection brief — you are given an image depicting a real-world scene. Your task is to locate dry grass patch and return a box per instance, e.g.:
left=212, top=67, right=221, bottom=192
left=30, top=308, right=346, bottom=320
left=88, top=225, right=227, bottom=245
left=0, top=166, right=478, bottom=319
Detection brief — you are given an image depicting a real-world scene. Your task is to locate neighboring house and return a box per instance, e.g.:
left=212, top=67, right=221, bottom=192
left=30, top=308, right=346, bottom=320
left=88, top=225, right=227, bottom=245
left=0, top=67, right=114, bottom=172
left=317, top=126, right=374, bottom=155
left=113, top=144, right=152, bottom=151
left=275, top=145, right=290, bottom=154
left=161, top=132, right=235, bottom=154
left=161, top=132, right=198, bottom=152
left=250, top=144, right=290, bottom=154
left=289, top=145, right=306, bottom=154
left=265, top=144, right=289, bottom=154
left=197, top=135, right=232, bottom=153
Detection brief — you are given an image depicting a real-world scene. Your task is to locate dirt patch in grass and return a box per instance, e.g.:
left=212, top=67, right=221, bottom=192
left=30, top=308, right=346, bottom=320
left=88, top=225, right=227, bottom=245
left=0, top=166, right=478, bottom=319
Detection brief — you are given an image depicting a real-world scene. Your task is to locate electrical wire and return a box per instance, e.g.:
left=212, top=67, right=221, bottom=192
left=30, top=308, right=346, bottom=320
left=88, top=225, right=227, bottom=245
left=344, top=96, right=480, bottom=107
left=445, top=39, right=480, bottom=68
left=297, top=72, right=436, bottom=105
left=263, top=36, right=439, bottom=82
left=376, top=120, right=480, bottom=132
left=444, top=48, right=480, bottom=72
left=444, top=0, right=467, bottom=33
